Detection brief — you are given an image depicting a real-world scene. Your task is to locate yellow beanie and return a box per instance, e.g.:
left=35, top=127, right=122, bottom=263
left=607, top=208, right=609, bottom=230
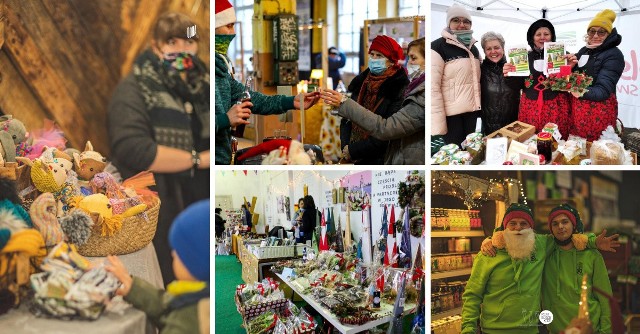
left=589, top=9, right=616, bottom=33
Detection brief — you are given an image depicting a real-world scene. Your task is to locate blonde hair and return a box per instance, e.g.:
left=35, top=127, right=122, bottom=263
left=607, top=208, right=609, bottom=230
left=407, top=38, right=425, bottom=58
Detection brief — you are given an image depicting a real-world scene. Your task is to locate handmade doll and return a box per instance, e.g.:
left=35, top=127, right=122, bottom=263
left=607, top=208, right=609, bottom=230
left=73, top=141, right=107, bottom=182
left=72, top=193, right=146, bottom=236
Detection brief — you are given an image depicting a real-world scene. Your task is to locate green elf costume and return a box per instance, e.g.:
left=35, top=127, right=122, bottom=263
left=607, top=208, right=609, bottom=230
left=462, top=203, right=599, bottom=334
left=542, top=204, right=612, bottom=334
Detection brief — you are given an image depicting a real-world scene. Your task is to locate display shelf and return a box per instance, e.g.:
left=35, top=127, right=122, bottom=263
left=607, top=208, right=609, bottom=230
left=432, top=268, right=472, bottom=280
left=432, top=307, right=462, bottom=321
left=432, top=230, right=485, bottom=238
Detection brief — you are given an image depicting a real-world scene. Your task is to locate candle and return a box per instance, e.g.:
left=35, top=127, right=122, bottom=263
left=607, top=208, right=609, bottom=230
left=300, top=94, right=305, bottom=145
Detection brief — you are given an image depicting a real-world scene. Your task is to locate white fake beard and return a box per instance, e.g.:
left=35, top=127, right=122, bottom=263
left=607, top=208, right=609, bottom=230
left=503, top=228, right=536, bottom=260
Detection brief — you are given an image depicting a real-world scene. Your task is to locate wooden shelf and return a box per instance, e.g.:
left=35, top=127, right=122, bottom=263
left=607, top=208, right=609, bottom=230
left=432, top=230, right=486, bottom=238
left=432, top=307, right=462, bottom=321
left=432, top=268, right=472, bottom=279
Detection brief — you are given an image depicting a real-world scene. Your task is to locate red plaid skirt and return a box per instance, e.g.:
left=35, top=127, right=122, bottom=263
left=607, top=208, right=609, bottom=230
left=519, top=93, right=571, bottom=139
left=571, top=94, right=618, bottom=142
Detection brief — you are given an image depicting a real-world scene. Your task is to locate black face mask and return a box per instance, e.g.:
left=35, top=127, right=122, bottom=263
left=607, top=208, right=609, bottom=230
left=554, top=236, right=573, bottom=246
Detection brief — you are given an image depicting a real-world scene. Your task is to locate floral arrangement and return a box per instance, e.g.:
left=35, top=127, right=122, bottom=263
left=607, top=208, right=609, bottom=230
left=543, top=72, right=594, bottom=97
left=524, top=72, right=594, bottom=98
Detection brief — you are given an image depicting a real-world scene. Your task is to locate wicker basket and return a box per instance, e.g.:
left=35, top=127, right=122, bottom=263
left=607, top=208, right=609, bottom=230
left=77, top=197, right=160, bottom=257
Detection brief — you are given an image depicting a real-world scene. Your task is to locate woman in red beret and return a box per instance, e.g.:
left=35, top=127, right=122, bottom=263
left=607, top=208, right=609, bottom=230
left=339, top=35, right=409, bottom=165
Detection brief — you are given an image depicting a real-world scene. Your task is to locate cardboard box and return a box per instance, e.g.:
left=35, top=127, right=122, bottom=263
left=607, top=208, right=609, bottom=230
left=504, top=121, right=536, bottom=142
left=486, top=121, right=536, bottom=145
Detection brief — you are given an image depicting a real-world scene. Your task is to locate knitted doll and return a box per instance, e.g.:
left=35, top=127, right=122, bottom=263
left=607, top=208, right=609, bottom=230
left=29, top=193, right=64, bottom=248
left=73, top=141, right=107, bottom=182
left=0, top=115, right=27, bottom=163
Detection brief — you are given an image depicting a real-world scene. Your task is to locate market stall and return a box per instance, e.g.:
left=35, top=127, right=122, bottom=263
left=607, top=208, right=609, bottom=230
left=431, top=120, right=638, bottom=165
left=215, top=170, right=426, bottom=333
left=431, top=170, right=636, bottom=333
left=0, top=116, right=163, bottom=330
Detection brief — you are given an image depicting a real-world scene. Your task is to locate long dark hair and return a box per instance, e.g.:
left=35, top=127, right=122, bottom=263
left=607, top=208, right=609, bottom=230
left=303, top=195, right=316, bottom=211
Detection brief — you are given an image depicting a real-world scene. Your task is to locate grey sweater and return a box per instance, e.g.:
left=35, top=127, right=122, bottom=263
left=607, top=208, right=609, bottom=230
left=337, top=79, right=425, bottom=165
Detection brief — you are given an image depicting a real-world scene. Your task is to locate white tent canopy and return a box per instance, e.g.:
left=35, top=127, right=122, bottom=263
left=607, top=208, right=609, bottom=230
left=432, top=0, right=640, bottom=129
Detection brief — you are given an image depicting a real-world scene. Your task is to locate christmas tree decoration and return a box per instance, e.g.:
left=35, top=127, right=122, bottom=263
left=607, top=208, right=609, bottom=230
left=319, top=210, right=329, bottom=251
left=335, top=216, right=344, bottom=253
left=399, top=208, right=412, bottom=268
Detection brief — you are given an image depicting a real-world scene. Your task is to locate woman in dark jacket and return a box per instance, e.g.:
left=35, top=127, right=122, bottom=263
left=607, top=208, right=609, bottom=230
left=340, top=35, right=409, bottom=165
left=299, top=195, right=317, bottom=243
left=322, top=38, right=425, bottom=165
left=568, top=9, right=624, bottom=141
left=480, top=32, right=524, bottom=134
left=517, top=19, right=571, bottom=138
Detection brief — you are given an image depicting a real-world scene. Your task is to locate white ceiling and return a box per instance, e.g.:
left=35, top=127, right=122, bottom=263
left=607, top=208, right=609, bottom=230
left=432, top=0, right=640, bottom=24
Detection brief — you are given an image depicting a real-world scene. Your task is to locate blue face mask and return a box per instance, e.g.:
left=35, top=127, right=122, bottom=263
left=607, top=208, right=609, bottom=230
left=368, top=58, right=388, bottom=75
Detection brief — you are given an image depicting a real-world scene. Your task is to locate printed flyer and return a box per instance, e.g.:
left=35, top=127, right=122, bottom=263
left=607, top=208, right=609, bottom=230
left=506, top=45, right=530, bottom=76
left=543, top=42, right=567, bottom=75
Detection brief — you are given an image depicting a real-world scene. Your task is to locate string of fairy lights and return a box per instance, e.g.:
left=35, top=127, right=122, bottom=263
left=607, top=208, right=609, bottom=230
left=267, top=170, right=358, bottom=196
left=431, top=171, right=528, bottom=208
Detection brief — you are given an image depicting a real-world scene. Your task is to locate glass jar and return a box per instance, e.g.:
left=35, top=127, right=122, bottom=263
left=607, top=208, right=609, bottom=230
left=537, top=132, right=553, bottom=163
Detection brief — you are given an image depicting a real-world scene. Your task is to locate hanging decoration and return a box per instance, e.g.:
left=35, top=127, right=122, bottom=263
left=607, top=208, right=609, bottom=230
left=409, top=209, right=424, bottom=238
left=398, top=174, right=424, bottom=208
left=319, top=210, right=329, bottom=251
left=398, top=208, right=412, bottom=269
left=431, top=171, right=524, bottom=208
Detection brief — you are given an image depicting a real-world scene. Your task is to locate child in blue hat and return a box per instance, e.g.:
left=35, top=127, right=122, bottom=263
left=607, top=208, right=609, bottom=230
left=106, top=199, right=210, bottom=333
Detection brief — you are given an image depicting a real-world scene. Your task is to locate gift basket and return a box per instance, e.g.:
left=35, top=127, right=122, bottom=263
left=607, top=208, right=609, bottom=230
left=77, top=195, right=160, bottom=257
left=4, top=117, right=161, bottom=257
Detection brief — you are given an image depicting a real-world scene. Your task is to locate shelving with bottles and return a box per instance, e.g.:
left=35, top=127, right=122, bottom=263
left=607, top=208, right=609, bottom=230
left=431, top=195, right=494, bottom=324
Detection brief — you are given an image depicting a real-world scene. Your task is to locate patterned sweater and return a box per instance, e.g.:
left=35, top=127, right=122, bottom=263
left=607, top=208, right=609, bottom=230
left=214, top=53, right=295, bottom=165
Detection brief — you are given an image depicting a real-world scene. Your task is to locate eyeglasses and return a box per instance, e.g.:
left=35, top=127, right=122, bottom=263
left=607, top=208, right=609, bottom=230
left=450, top=17, right=472, bottom=27
left=587, top=29, right=608, bottom=37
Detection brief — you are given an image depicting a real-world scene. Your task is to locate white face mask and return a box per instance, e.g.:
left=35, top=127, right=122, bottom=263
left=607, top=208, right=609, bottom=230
left=407, top=64, right=422, bottom=77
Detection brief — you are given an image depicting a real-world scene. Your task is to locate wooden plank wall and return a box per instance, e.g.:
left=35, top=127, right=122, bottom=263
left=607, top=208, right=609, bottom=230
left=0, top=0, right=210, bottom=156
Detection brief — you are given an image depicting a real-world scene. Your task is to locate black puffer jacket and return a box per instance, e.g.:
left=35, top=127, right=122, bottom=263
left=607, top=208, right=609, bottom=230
left=340, top=67, right=408, bottom=165
left=574, top=27, right=624, bottom=102
left=480, top=58, right=524, bottom=134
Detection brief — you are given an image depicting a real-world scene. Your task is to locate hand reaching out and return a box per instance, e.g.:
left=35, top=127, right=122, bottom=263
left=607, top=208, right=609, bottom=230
left=105, top=255, right=133, bottom=296
left=320, top=89, right=342, bottom=107
left=595, top=229, right=620, bottom=252
left=293, top=92, right=320, bottom=110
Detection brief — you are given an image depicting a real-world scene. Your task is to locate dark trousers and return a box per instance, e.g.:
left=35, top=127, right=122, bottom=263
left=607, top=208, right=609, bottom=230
left=444, top=110, right=481, bottom=146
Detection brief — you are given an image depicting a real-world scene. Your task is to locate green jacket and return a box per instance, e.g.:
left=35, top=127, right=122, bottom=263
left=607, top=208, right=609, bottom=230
left=461, top=234, right=597, bottom=334
left=125, top=277, right=209, bottom=334
left=214, top=53, right=295, bottom=165
left=542, top=247, right=612, bottom=334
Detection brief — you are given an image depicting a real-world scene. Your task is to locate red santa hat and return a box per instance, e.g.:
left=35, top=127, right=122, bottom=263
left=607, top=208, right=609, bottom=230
left=215, top=0, right=236, bottom=29
left=236, top=139, right=292, bottom=162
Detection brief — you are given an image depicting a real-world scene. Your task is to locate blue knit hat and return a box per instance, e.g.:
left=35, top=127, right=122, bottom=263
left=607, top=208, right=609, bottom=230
left=169, top=199, right=210, bottom=282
